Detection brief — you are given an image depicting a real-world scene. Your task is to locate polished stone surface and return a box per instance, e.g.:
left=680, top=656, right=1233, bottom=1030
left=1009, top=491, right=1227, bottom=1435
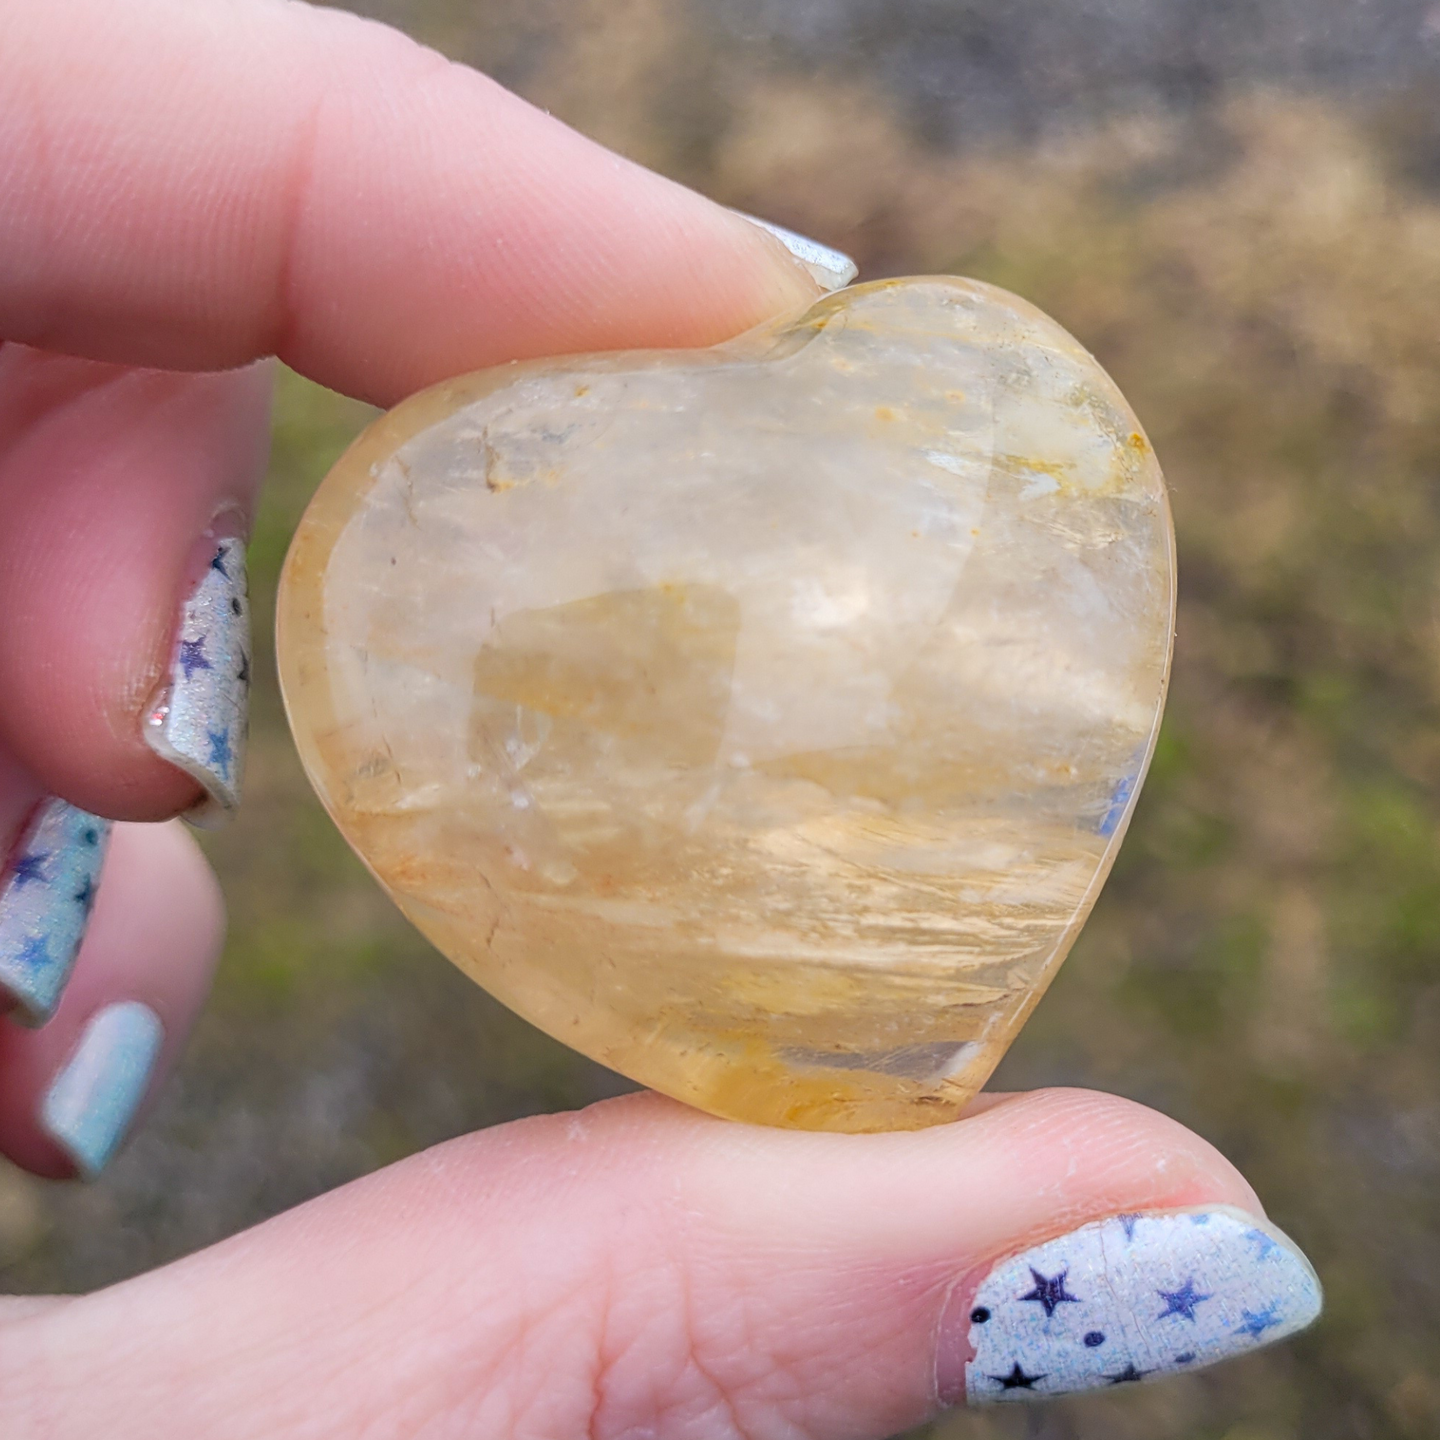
left=277, top=277, right=1174, bottom=1131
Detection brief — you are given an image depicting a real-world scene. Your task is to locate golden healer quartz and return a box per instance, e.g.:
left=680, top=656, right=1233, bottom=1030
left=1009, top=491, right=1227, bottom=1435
left=276, top=277, right=1175, bottom=1132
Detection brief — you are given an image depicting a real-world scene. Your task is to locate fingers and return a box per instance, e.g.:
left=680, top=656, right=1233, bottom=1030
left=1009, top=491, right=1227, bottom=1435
left=0, top=0, right=850, bottom=829
left=0, top=349, right=270, bottom=820
left=0, top=820, right=223, bottom=1179
left=0, top=1090, right=1321, bottom=1436
left=0, top=344, right=259, bottom=1101
left=1, top=0, right=829, bottom=406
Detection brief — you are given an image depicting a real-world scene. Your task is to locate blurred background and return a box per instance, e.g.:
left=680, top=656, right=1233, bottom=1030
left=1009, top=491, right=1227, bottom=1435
left=6, top=1, right=1440, bottom=1435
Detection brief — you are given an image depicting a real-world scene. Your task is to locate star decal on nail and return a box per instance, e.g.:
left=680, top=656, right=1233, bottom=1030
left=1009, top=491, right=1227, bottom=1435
left=73, top=876, right=98, bottom=915
left=206, top=729, right=233, bottom=779
left=178, top=637, right=212, bottom=680
left=1020, top=1267, right=1080, bottom=1318
left=990, top=1361, right=1045, bottom=1391
left=16, top=935, right=49, bottom=972
left=237, top=653, right=251, bottom=688
left=1244, top=1228, right=1280, bottom=1261
left=1106, top=1362, right=1148, bottom=1385
left=1236, top=1302, right=1282, bottom=1340
left=9, top=851, right=51, bottom=887
left=210, top=547, right=229, bottom=577
left=1157, top=1277, right=1213, bottom=1322
left=962, top=1210, right=1321, bottom=1407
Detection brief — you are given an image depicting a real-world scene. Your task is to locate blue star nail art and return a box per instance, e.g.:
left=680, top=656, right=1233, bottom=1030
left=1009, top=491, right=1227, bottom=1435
left=1020, top=1268, right=1081, bottom=1319
left=1244, top=1228, right=1281, bottom=1261
left=1236, top=1302, right=1283, bottom=1339
left=206, top=728, right=233, bottom=779
left=176, top=637, right=212, bottom=680
left=17, top=935, right=50, bottom=972
left=10, top=851, right=50, bottom=887
left=143, top=537, right=250, bottom=824
left=964, top=1207, right=1324, bottom=1405
left=1106, top=1362, right=1148, bottom=1385
left=989, top=1362, right=1044, bottom=1391
left=1156, top=1277, right=1212, bottom=1322
left=0, top=799, right=112, bottom=1024
left=73, top=875, right=98, bottom=915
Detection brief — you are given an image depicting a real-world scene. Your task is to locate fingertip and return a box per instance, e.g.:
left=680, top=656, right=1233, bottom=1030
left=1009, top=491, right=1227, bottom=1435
left=0, top=820, right=223, bottom=1179
left=0, top=355, right=269, bottom=823
left=950, top=1086, right=1266, bottom=1226
left=729, top=211, right=859, bottom=292
left=940, top=1201, right=1322, bottom=1409
left=4, top=0, right=830, bottom=395
left=0, top=797, right=112, bottom=1026
left=39, top=999, right=166, bottom=1180
left=7, top=1083, right=1302, bottom=1437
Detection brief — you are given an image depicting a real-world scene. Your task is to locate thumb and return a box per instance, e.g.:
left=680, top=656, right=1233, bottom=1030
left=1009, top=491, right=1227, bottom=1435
left=0, top=1089, right=1321, bottom=1437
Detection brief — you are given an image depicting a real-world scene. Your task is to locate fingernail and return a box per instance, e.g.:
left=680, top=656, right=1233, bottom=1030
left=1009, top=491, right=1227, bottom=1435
left=943, top=1206, right=1322, bottom=1406
left=40, top=1001, right=163, bottom=1180
left=143, top=535, right=251, bottom=827
left=732, top=211, right=858, bottom=291
left=0, top=800, right=111, bottom=1026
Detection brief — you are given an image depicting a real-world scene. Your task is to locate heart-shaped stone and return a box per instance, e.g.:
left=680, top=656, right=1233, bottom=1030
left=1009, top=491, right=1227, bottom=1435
left=277, top=277, right=1174, bottom=1132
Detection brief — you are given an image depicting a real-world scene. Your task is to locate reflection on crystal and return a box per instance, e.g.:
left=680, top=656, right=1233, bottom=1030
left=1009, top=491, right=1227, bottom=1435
left=277, top=276, right=1175, bottom=1132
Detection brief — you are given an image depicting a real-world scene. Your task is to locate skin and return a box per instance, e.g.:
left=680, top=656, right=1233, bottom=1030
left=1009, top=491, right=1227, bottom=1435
left=0, top=2, right=1261, bottom=1435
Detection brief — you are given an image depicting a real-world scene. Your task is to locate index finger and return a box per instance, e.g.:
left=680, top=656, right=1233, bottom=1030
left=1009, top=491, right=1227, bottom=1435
left=0, top=0, right=827, bottom=405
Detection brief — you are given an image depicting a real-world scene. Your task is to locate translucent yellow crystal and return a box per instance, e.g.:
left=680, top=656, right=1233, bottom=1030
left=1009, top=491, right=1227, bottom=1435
left=277, top=277, right=1174, bottom=1131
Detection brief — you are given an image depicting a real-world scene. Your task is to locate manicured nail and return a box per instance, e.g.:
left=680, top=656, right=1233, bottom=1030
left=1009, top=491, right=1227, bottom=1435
left=0, top=800, right=111, bottom=1026
left=947, top=1206, right=1322, bottom=1406
left=143, top=535, right=251, bottom=827
left=733, top=211, right=858, bottom=291
left=40, top=1001, right=163, bottom=1180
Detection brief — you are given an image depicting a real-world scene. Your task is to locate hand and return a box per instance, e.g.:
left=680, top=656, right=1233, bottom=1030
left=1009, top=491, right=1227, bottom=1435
left=0, top=1, right=1321, bottom=1432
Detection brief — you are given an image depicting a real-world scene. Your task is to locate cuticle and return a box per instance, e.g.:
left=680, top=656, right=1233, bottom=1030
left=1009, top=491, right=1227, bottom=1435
left=204, top=502, right=252, bottom=544
left=933, top=1264, right=987, bottom=1409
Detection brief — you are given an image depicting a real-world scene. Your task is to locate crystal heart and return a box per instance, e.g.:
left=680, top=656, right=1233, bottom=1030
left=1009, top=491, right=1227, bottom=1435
left=276, top=276, right=1174, bottom=1132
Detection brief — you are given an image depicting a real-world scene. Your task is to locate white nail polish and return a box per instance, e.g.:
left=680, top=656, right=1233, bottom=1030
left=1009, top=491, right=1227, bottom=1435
left=961, top=1206, right=1322, bottom=1404
left=40, top=1001, right=163, bottom=1180
left=733, top=212, right=858, bottom=291
left=143, top=536, right=251, bottom=826
left=0, top=800, right=111, bottom=1025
